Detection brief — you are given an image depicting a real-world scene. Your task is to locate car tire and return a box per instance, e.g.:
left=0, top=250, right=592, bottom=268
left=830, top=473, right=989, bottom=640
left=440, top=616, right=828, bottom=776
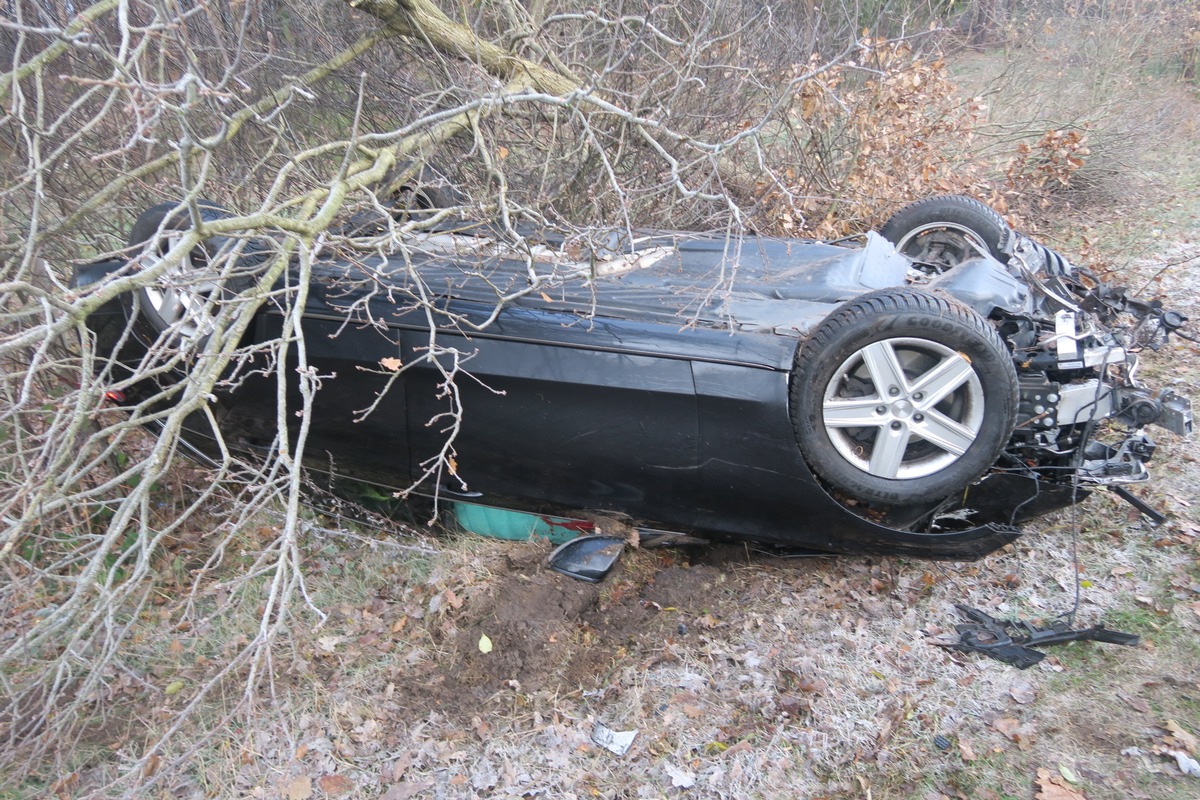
left=385, top=161, right=464, bottom=221
left=791, top=288, right=1018, bottom=505
left=339, top=163, right=464, bottom=236
left=880, top=195, right=1013, bottom=269
left=127, top=201, right=262, bottom=341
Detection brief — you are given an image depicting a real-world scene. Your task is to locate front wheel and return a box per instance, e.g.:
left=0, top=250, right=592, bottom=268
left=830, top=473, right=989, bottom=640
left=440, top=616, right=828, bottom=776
left=127, top=201, right=262, bottom=343
left=791, top=288, right=1018, bottom=505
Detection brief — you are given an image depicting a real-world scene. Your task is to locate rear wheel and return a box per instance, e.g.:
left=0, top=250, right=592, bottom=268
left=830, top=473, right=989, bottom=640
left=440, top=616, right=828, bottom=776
left=880, top=195, right=1013, bottom=270
left=791, top=288, right=1018, bottom=505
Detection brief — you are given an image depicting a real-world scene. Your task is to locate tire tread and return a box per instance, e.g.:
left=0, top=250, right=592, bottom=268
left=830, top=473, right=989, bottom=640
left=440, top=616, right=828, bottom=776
left=880, top=195, right=1013, bottom=263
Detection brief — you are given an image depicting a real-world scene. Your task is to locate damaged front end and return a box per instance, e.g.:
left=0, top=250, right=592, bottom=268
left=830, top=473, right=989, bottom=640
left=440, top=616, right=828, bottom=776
left=986, top=236, right=1192, bottom=520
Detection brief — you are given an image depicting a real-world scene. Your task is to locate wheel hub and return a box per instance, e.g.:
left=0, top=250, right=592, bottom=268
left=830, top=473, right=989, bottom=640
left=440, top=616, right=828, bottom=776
left=888, top=398, right=915, bottom=419
left=822, top=337, right=986, bottom=481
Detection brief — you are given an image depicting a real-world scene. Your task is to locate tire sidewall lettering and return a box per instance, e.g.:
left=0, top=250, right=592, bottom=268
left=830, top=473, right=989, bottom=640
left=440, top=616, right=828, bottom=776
left=904, top=315, right=955, bottom=333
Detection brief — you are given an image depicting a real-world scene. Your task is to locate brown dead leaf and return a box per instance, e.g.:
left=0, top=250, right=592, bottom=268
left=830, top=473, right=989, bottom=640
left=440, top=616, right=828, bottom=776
left=959, top=740, right=977, bottom=762
left=1117, top=693, right=1150, bottom=713
left=1166, top=719, right=1199, bottom=754
left=379, top=357, right=402, bottom=372
left=315, top=635, right=342, bottom=654
left=778, top=695, right=812, bottom=719
left=1009, top=679, right=1037, bottom=705
left=1035, top=767, right=1087, bottom=800
left=472, top=715, right=491, bottom=739
left=994, top=717, right=1036, bottom=750
left=380, top=782, right=434, bottom=800
left=388, top=753, right=412, bottom=783
left=49, top=773, right=80, bottom=797
left=994, top=717, right=1019, bottom=737
left=390, top=615, right=408, bottom=634
left=317, top=774, right=354, bottom=797
left=798, top=677, right=828, bottom=693
left=724, top=740, right=751, bottom=757
left=284, top=776, right=313, bottom=800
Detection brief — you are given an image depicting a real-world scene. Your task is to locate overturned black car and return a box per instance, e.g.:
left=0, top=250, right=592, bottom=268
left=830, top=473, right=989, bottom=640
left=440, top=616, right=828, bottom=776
left=74, top=195, right=1193, bottom=559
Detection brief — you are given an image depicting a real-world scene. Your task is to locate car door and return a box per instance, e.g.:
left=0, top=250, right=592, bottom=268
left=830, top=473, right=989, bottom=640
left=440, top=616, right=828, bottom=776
left=403, top=300, right=701, bottom=525
left=223, top=275, right=413, bottom=488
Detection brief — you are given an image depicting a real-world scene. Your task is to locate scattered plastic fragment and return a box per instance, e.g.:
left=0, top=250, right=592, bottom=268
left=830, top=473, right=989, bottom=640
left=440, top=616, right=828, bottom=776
left=665, top=762, right=696, bottom=788
left=1169, top=750, right=1200, bottom=778
left=549, top=535, right=625, bottom=582
left=936, top=604, right=1139, bottom=668
left=591, top=722, right=637, bottom=756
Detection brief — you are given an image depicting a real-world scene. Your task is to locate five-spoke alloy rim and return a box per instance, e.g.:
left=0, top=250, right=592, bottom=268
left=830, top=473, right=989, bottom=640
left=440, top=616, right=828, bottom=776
left=139, top=233, right=219, bottom=339
left=822, top=336, right=985, bottom=480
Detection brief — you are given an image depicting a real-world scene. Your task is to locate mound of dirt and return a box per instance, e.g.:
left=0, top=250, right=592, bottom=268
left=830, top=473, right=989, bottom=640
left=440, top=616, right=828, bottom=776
left=393, top=545, right=747, bottom=721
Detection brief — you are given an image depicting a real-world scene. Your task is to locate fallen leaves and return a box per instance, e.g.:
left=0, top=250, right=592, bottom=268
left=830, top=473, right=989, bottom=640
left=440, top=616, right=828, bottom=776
left=1035, top=767, right=1087, bottom=800
left=1117, top=692, right=1150, bottom=713
left=1165, top=719, right=1199, bottom=754
left=379, top=781, right=434, bottom=800
left=1057, top=764, right=1080, bottom=784
left=1009, top=679, right=1037, bottom=705
left=478, top=633, right=493, bottom=654
left=1148, top=719, right=1200, bottom=778
left=315, top=635, right=344, bottom=655
left=316, top=774, right=353, bottom=796
left=283, top=776, right=312, bottom=800
left=994, top=717, right=1036, bottom=751
left=664, top=762, right=696, bottom=789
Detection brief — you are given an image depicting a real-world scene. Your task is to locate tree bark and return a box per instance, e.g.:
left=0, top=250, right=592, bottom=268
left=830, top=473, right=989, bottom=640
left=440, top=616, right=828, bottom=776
left=345, top=0, right=582, bottom=96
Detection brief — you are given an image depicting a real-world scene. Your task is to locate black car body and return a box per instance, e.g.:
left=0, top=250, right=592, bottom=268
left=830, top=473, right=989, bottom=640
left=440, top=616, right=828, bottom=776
left=74, top=197, right=1193, bottom=559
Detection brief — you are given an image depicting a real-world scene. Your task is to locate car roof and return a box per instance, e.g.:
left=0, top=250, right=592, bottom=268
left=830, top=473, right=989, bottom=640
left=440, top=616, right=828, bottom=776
left=310, top=229, right=911, bottom=336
